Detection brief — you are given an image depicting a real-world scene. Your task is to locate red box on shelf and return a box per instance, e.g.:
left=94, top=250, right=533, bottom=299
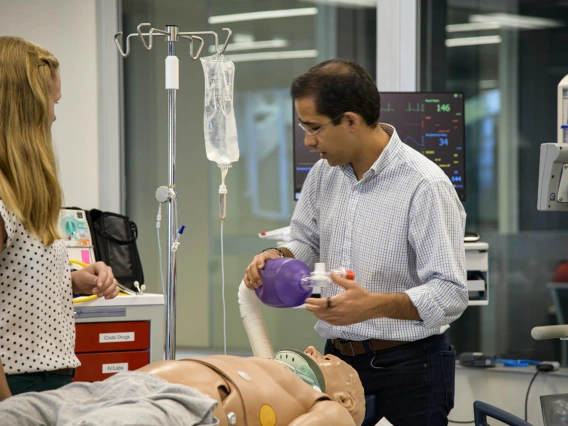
left=75, top=321, right=150, bottom=353
left=74, top=351, right=150, bottom=382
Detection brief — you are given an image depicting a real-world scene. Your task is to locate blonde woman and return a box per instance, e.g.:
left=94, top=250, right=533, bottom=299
left=0, top=36, right=119, bottom=400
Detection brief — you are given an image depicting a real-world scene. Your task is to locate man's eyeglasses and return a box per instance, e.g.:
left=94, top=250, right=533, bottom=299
left=298, top=113, right=344, bottom=137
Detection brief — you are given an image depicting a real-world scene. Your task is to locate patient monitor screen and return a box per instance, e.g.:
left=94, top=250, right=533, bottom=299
left=293, top=92, right=466, bottom=201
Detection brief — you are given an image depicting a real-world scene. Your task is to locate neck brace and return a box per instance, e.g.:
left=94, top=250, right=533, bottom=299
left=274, top=349, right=326, bottom=393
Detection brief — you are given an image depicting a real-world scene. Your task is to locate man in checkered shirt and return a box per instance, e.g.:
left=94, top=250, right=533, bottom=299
left=244, top=59, right=468, bottom=426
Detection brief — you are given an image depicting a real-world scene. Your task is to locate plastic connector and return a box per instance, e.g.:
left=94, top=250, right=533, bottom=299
left=171, top=225, right=185, bottom=252
left=133, top=281, right=146, bottom=294
left=300, top=263, right=356, bottom=291
left=331, top=268, right=355, bottom=280
left=156, top=204, right=163, bottom=229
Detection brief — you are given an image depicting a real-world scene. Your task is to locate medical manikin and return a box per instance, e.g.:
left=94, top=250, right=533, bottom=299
left=139, top=346, right=365, bottom=426
left=0, top=347, right=365, bottom=426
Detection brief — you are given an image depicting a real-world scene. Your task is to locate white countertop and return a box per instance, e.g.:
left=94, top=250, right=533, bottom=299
left=464, top=241, right=488, bottom=250
left=457, top=363, right=568, bottom=377
left=73, top=293, right=164, bottom=308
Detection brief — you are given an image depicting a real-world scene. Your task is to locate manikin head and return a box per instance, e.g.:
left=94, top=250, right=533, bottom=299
left=304, top=346, right=365, bottom=426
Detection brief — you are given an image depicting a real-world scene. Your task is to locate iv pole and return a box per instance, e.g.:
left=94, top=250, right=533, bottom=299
left=114, top=23, right=232, bottom=360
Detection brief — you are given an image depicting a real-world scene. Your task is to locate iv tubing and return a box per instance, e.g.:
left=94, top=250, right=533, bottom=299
left=218, top=163, right=230, bottom=353
left=69, top=259, right=130, bottom=303
left=73, top=293, right=130, bottom=304
left=156, top=204, right=166, bottom=297
left=73, top=294, right=99, bottom=304
left=157, top=227, right=166, bottom=297
left=221, top=220, right=227, bottom=355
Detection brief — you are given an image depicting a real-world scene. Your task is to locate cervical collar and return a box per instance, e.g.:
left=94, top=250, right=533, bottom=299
left=274, top=349, right=326, bottom=393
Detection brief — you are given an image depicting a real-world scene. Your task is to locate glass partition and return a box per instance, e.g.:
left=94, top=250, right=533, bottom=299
left=206, top=1, right=377, bottom=352
left=421, top=0, right=568, bottom=362
left=122, top=0, right=377, bottom=352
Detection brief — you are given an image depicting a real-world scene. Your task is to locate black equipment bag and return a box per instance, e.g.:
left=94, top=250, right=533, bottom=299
left=87, top=209, right=144, bottom=290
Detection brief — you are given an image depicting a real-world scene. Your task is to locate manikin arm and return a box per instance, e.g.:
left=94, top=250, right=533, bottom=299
left=288, top=400, right=356, bottom=426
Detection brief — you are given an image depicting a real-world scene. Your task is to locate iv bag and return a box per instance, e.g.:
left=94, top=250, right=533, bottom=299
left=200, top=54, right=239, bottom=165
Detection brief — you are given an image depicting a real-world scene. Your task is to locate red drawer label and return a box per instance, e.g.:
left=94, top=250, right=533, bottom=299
left=74, top=351, right=150, bottom=382
left=75, top=321, right=150, bottom=353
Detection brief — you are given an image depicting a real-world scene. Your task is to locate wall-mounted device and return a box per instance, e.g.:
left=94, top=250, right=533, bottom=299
left=537, top=74, right=568, bottom=211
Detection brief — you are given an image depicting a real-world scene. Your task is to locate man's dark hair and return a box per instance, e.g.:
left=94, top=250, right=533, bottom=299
left=291, top=59, right=380, bottom=128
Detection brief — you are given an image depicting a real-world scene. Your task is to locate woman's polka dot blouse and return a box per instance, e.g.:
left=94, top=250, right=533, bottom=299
left=0, top=200, right=79, bottom=374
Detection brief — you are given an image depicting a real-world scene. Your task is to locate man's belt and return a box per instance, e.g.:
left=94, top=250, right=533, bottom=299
left=331, top=338, right=408, bottom=356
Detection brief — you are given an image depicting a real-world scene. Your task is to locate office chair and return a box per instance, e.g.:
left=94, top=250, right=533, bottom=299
left=474, top=401, right=532, bottom=426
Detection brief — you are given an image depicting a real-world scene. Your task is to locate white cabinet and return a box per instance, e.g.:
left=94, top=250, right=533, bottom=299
left=465, top=242, right=489, bottom=306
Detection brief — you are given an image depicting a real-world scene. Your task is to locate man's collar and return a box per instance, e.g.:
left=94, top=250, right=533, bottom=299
left=368, top=123, right=400, bottom=174
left=338, top=122, right=401, bottom=180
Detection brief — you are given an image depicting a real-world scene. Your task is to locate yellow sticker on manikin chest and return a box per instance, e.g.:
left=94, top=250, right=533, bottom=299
left=259, top=404, right=276, bottom=426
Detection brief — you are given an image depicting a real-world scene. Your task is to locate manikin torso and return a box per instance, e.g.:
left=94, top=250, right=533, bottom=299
left=139, top=355, right=331, bottom=426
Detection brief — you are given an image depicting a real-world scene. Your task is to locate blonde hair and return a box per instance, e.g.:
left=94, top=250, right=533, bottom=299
left=0, top=36, right=62, bottom=245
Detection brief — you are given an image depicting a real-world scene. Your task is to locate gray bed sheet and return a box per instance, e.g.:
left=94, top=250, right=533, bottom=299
left=0, top=371, right=219, bottom=426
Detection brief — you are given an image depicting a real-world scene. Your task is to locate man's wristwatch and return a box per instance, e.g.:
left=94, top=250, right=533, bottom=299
left=260, top=247, right=285, bottom=258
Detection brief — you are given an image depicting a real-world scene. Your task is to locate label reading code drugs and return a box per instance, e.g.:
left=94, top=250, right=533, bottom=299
left=99, top=332, right=135, bottom=343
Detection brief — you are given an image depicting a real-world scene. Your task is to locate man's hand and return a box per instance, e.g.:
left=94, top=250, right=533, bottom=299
left=305, top=273, right=422, bottom=324
left=71, top=261, right=120, bottom=299
left=243, top=250, right=282, bottom=289
left=304, top=273, right=380, bottom=326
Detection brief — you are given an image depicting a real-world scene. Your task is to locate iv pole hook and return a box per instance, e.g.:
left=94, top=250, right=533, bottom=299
left=189, top=36, right=205, bottom=60
left=218, top=28, right=232, bottom=55
left=178, top=30, right=231, bottom=56
left=114, top=32, right=134, bottom=58
left=180, top=35, right=205, bottom=60
left=137, top=23, right=154, bottom=50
